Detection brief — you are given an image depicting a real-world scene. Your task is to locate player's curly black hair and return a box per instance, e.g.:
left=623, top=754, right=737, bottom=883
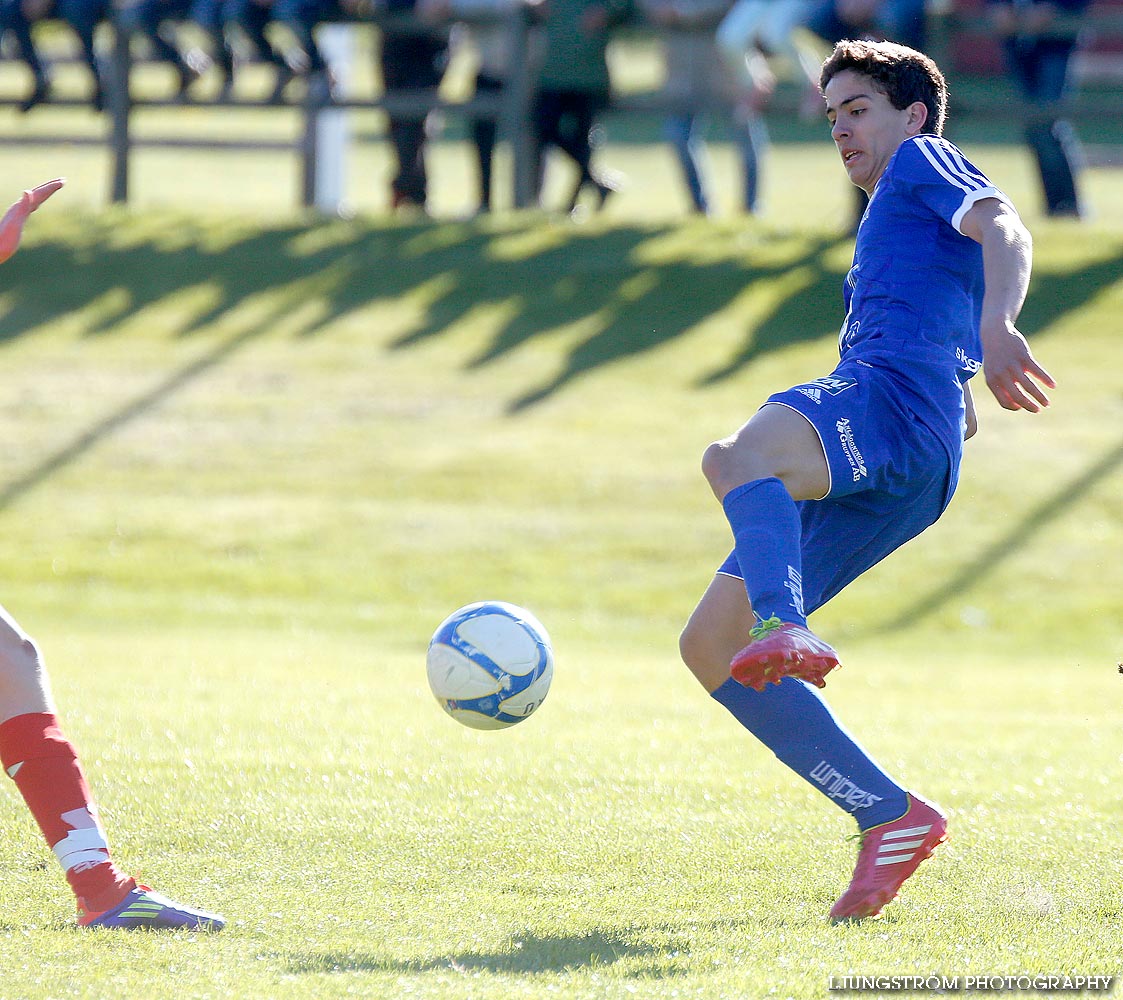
left=820, top=39, right=948, bottom=136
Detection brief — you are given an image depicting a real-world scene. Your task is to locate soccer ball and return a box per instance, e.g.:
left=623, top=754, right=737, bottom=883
left=426, top=601, right=554, bottom=730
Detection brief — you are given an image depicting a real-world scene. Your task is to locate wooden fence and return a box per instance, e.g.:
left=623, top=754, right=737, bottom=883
left=1, top=5, right=1120, bottom=207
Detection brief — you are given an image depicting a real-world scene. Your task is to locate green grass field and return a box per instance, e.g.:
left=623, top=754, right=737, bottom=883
left=0, top=90, right=1121, bottom=1000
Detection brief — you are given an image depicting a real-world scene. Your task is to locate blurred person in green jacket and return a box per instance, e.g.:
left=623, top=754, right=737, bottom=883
left=531, top=0, right=634, bottom=213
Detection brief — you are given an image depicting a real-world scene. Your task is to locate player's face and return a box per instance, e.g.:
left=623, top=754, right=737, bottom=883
left=824, top=70, right=924, bottom=195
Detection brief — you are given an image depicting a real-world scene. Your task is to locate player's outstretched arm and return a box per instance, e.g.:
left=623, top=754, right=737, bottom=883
left=0, top=178, right=65, bottom=265
left=961, top=197, right=1056, bottom=413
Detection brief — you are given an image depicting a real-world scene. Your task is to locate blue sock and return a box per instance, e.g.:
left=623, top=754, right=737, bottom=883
left=722, top=477, right=806, bottom=626
left=712, top=677, right=909, bottom=829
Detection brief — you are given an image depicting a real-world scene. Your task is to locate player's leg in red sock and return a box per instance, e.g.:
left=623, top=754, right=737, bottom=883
left=0, top=607, right=135, bottom=914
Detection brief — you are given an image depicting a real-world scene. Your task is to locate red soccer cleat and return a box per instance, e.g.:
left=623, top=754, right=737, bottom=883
left=730, top=616, right=840, bottom=691
left=829, top=794, right=949, bottom=921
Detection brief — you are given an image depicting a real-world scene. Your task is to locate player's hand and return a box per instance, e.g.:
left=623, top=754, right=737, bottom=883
left=0, top=178, right=64, bottom=265
left=981, top=320, right=1055, bottom=413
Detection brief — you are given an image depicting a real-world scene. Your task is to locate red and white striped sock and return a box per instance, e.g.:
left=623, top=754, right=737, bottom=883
left=0, top=712, right=135, bottom=913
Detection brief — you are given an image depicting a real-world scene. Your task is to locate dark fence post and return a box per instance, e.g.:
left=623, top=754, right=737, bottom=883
left=108, top=19, right=132, bottom=204
left=503, top=7, right=535, bottom=209
left=301, top=84, right=320, bottom=208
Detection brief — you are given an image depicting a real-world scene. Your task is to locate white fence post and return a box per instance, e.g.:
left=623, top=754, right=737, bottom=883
left=314, top=24, right=354, bottom=214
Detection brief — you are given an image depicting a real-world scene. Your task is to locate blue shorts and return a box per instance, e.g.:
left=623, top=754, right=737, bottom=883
left=717, top=360, right=958, bottom=614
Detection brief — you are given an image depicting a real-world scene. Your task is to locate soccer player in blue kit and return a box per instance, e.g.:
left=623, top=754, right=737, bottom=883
left=679, top=39, right=1056, bottom=920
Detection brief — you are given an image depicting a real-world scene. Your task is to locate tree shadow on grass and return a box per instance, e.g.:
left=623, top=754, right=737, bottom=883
left=0, top=216, right=849, bottom=510
left=694, top=236, right=851, bottom=387
left=868, top=431, right=1123, bottom=635
left=277, top=926, right=691, bottom=978
left=498, top=232, right=850, bottom=412
left=5, top=215, right=855, bottom=416
left=1, top=216, right=1119, bottom=624
left=0, top=325, right=266, bottom=512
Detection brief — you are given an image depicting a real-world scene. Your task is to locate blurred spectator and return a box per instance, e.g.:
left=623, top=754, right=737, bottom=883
left=121, top=0, right=221, bottom=100
left=2, top=0, right=109, bottom=112
left=56, top=0, right=109, bottom=109
left=643, top=0, right=730, bottom=214
left=226, top=0, right=300, bottom=102
left=711, top=0, right=824, bottom=212
left=365, top=0, right=452, bottom=211
left=988, top=0, right=1089, bottom=217
left=805, top=0, right=926, bottom=51
left=120, top=0, right=326, bottom=103
left=270, top=0, right=333, bottom=92
left=227, top=0, right=333, bottom=102
left=0, top=0, right=53, bottom=111
left=531, top=0, right=634, bottom=214
left=716, top=0, right=822, bottom=113
left=419, top=0, right=523, bottom=213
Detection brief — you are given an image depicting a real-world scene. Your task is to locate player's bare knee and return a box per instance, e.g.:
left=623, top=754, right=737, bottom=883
left=701, top=438, right=738, bottom=496
left=0, top=616, right=43, bottom=682
left=702, top=437, right=766, bottom=499
left=678, top=620, right=702, bottom=672
left=679, top=621, right=725, bottom=690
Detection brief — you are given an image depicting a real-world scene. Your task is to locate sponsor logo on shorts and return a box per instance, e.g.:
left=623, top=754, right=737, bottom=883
left=795, top=376, right=857, bottom=403
left=810, top=761, right=884, bottom=810
left=805, top=375, right=858, bottom=396
left=836, top=417, right=868, bottom=482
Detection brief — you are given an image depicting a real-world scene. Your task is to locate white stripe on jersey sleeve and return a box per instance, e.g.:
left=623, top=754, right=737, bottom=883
left=914, top=135, right=986, bottom=192
left=941, top=143, right=991, bottom=189
left=912, top=136, right=1015, bottom=234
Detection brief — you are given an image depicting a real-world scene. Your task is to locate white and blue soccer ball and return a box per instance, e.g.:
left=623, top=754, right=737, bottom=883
left=426, top=601, right=554, bottom=730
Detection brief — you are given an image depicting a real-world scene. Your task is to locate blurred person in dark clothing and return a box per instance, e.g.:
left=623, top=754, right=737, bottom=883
left=987, top=0, right=1089, bottom=217
left=420, top=0, right=522, bottom=214
left=644, top=0, right=736, bottom=215
left=227, top=0, right=334, bottom=102
left=805, top=0, right=926, bottom=52
left=0, top=0, right=53, bottom=111
left=367, top=0, right=451, bottom=211
left=531, top=0, right=634, bottom=214
left=1, top=0, right=109, bottom=111
left=122, top=0, right=223, bottom=101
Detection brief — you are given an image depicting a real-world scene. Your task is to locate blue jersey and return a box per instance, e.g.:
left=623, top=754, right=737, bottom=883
left=839, top=134, right=1012, bottom=457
